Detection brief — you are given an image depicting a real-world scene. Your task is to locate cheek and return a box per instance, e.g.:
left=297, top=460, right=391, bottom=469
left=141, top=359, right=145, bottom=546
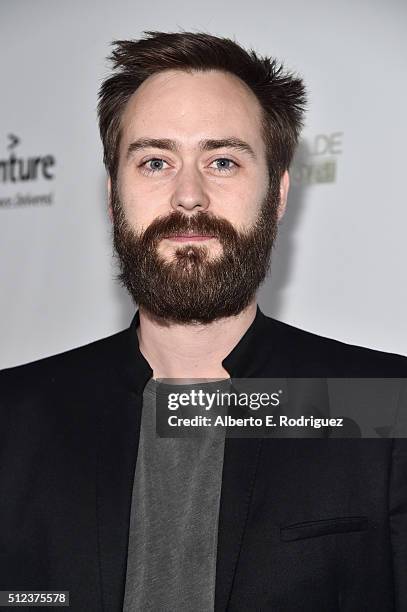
left=214, top=184, right=264, bottom=228
left=117, top=177, right=165, bottom=231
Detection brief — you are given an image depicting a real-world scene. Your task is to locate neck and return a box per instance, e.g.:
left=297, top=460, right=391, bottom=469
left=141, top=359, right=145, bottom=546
left=136, top=300, right=258, bottom=380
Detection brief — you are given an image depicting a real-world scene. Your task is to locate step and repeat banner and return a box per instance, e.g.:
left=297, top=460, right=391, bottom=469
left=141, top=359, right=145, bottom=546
left=1, top=0, right=406, bottom=368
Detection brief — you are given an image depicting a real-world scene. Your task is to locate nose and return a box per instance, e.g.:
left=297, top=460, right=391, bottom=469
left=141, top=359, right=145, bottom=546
left=170, top=165, right=210, bottom=214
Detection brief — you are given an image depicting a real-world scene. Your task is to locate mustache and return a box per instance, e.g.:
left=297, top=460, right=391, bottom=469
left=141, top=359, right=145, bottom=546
left=139, top=210, right=240, bottom=245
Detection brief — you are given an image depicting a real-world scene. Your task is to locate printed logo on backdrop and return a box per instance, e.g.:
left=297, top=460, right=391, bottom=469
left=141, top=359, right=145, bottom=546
left=0, top=133, right=56, bottom=208
left=291, top=132, right=343, bottom=186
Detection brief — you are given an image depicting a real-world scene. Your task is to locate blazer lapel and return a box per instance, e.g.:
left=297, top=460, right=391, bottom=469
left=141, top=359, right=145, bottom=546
left=96, top=313, right=153, bottom=612
left=215, top=308, right=293, bottom=610
left=215, top=437, right=263, bottom=611
left=96, top=389, right=143, bottom=612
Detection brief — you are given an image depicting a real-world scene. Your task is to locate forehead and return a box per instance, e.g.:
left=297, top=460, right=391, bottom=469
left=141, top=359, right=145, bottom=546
left=119, top=69, right=265, bottom=152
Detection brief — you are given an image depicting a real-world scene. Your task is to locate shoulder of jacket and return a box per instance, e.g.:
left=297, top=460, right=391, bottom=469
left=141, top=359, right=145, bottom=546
left=261, top=314, right=407, bottom=376
left=0, top=327, right=128, bottom=396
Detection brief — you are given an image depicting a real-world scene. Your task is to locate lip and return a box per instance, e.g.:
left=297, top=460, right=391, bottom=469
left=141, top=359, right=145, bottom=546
left=163, top=235, right=216, bottom=242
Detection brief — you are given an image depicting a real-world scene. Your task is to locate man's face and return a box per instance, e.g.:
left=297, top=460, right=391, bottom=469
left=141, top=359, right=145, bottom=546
left=110, top=69, right=288, bottom=323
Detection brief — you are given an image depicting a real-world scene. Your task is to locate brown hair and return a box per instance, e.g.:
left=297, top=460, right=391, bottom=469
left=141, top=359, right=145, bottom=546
left=98, top=31, right=307, bottom=183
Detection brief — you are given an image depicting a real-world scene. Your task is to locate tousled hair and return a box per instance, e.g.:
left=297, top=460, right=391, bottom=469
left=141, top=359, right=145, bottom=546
left=98, top=31, right=307, bottom=182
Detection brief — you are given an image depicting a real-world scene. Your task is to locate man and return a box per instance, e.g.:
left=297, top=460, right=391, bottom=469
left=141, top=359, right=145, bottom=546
left=0, top=31, right=406, bottom=611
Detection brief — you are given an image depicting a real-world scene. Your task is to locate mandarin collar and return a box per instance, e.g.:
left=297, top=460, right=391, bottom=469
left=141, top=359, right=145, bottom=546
left=121, top=305, right=270, bottom=393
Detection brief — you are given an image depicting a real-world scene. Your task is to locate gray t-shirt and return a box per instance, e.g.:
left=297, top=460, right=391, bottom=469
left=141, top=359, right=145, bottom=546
left=123, top=379, right=226, bottom=612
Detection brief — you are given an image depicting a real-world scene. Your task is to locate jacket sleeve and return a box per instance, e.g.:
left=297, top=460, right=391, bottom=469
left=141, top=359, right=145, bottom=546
left=389, top=379, right=407, bottom=610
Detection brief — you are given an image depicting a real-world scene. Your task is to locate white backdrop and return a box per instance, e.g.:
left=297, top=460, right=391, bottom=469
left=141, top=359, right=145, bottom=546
left=1, top=0, right=406, bottom=369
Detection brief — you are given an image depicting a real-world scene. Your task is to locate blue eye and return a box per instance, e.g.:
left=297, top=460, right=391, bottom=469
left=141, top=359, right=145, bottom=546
left=145, top=158, right=167, bottom=172
left=211, top=158, right=236, bottom=172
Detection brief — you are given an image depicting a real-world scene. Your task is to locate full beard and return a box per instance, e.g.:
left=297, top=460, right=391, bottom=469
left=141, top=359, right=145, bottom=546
left=111, top=182, right=280, bottom=324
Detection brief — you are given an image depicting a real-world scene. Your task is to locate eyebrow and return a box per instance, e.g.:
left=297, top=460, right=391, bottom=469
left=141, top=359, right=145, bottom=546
left=126, top=137, right=257, bottom=160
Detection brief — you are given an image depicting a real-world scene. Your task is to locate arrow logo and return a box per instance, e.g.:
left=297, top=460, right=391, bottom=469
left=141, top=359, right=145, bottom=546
left=7, top=133, right=20, bottom=150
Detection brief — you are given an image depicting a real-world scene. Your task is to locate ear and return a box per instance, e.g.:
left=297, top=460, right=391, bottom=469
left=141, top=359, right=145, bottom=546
left=277, top=170, right=290, bottom=221
left=107, top=176, right=113, bottom=223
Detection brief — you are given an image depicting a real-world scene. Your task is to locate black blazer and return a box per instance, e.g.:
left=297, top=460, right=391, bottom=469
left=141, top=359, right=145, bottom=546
left=1, top=307, right=406, bottom=611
